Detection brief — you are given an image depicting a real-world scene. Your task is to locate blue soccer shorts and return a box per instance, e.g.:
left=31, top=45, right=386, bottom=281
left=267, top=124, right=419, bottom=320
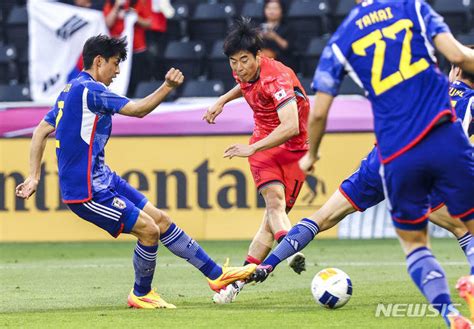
left=67, top=173, right=148, bottom=238
left=380, top=120, right=474, bottom=231
left=340, top=146, right=447, bottom=215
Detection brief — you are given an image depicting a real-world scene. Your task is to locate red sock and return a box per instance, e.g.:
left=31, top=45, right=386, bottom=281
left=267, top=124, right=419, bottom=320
left=274, top=230, right=288, bottom=243
left=245, top=255, right=262, bottom=265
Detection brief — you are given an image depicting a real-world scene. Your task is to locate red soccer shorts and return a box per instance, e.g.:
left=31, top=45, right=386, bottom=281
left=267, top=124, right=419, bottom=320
left=248, top=147, right=306, bottom=211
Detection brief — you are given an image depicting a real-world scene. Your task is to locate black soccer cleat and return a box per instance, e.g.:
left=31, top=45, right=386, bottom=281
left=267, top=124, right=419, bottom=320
left=287, top=252, right=306, bottom=275
left=249, top=265, right=273, bottom=283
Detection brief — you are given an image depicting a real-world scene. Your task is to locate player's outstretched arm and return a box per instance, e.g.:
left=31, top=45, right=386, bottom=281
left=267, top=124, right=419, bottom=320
left=223, top=99, right=300, bottom=159
left=15, top=120, right=55, bottom=199
left=299, top=92, right=334, bottom=175
left=203, top=84, right=242, bottom=124
left=434, top=33, right=474, bottom=75
left=119, top=68, right=184, bottom=118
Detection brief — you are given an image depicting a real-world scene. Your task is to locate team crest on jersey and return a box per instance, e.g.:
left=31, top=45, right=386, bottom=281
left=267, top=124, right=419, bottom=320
left=274, top=89, right=287, bottom=101
left=112, top=197, right=126, bottom=210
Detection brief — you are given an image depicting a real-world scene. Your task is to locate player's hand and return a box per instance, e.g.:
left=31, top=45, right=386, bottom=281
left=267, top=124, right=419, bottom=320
left=223, top=144, right=256, bottom=159
left=164, top=68, right=184, bottom=89
left=263, top=30, right=277, bottom=41
left=15, top=176, right=39, bottom=200
left=203, top=101, right=224, bottom=124
left=299, top=153, right=318, bottom=175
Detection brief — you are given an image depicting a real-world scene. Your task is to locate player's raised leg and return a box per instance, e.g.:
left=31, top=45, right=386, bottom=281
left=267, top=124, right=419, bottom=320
left=141, top=202, right=256, bottom=292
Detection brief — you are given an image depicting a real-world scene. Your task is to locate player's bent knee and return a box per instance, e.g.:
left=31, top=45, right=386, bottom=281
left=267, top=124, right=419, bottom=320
left=143, top=202, right=172, bottom=231
left=154, top=209, right=172, bottom=233
left=141, top=222, right=160, bottom=245
left=132, top=212, right=160, bottom=245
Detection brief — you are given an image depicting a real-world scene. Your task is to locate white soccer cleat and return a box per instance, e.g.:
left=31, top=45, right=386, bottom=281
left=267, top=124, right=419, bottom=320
left=212, top=280, right=245, bottom=304
left=287, top=252, right=306, bottom=274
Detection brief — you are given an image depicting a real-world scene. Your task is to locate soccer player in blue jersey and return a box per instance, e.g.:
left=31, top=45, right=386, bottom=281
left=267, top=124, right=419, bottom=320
left=15, top=35, right=256, bottom=309
left=249, top=1, right=474, bottom=327
left=449, top=52, right=474, bottom=138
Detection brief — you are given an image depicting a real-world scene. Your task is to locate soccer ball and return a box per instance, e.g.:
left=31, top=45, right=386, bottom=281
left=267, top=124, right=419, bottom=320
left=311, top=268, right=352, bottom=309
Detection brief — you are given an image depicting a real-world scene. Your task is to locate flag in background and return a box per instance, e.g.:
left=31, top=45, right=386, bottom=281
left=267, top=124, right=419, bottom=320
left=28, top=0, right=135, bottom=102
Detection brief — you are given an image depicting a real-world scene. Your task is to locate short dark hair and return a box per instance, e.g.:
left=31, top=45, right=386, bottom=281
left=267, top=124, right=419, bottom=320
left=264, top=0, right=286, bottom=16
left=223, top=18, right=262, bottom=58
left=452, top=44, right=474, bottom=82
left=82, top=35, right=128, bottom=69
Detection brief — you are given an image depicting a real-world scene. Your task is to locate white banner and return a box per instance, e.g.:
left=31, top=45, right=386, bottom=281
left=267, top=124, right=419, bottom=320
left=109, top=10, right=136, bottom=96
left=28, top=0, right=135, bottom=102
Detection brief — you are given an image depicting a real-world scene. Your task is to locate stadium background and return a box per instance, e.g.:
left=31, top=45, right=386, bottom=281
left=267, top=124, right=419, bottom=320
left=1, top=0, right=473, bottom=242
left=1, top=1, right=474, bottom=328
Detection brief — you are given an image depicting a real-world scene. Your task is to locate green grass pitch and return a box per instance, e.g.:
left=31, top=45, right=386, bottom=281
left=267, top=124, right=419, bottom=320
left=0, top=239, right=469, bottom=328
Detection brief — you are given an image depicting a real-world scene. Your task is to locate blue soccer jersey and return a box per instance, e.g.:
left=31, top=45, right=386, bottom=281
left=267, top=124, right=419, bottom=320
left=312, top=0, right=453, bottom=163
left=340, top=80, right=473, bottom=216
left=44, top=71, right=130, bottom=203
left=450, top=80, right=474, bottom=136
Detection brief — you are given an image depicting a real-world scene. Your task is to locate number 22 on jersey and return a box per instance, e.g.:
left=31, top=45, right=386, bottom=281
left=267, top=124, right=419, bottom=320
left=352, top=19, right=429, bottom=96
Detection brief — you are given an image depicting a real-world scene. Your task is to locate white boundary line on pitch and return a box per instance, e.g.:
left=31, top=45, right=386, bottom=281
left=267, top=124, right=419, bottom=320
left=0, top=261, right=468, bottom=270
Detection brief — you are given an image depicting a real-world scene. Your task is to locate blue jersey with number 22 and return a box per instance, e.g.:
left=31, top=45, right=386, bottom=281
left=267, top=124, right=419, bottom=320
left=312, top=0, right=453, bottom=163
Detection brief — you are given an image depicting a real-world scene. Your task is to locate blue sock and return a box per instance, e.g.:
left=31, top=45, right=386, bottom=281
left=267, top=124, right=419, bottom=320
left=262, top=218, right=319, bottom=270
left=160, top=223, right=222, bottom=280
left=406, top=247, right=454, bottom=325
left=465, top=238, right=474, bottom=275
left=133, top=241, right=158, bottom=296
left=458, top=232, right=472, bottom=253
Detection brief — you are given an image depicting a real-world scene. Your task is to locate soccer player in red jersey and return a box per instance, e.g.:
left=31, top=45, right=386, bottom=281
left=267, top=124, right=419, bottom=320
left=203, top=18, right=309, bottom=302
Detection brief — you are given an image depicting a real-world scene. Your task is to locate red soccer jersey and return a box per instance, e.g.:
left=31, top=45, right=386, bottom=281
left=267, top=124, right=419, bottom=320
left=235, top=56, right=309, bottom=152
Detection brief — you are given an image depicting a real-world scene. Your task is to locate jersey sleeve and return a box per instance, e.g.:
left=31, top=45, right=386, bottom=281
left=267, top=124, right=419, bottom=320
left=265, top=72, right=296, bottom=111
left=43, top=103, right=59, bottom=127
left=86, top=84, right=130, bottom=115
left=419, top=0, right=450, bottom=38
left=311, top=42, right=345, bottom=96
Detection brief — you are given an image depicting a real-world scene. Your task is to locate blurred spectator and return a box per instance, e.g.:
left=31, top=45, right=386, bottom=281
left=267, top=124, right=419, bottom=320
left=73, top=0, right=92, bottom=7
left=60, top=0, right=105, bottom=10
left=104, top=0, right=152, bottom=97
left=146, top=0, right=176, bottom=79
left=259, top=0, right=295, bottom=69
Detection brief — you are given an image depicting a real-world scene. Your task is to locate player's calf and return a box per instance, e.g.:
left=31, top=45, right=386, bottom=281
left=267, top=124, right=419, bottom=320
left=129, top=212, right=161, bottom=299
